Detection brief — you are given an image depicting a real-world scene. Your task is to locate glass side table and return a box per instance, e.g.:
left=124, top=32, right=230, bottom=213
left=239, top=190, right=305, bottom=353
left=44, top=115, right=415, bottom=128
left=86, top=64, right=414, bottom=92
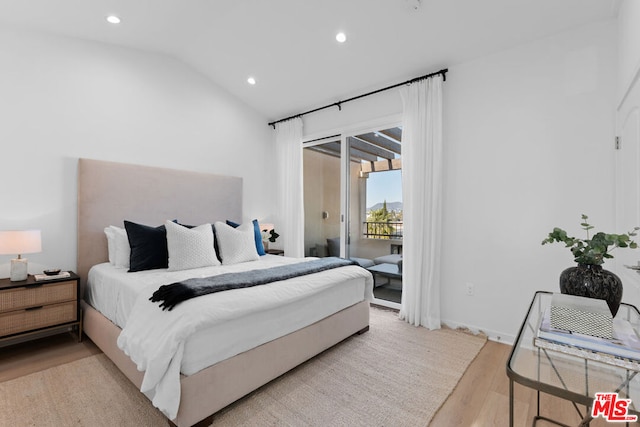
left=507, top=291, right=640, bottom=426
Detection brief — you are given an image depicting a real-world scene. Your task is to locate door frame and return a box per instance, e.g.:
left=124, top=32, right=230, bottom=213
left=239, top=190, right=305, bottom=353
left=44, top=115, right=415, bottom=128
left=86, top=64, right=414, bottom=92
left=615, top=71, right=640, bottom=289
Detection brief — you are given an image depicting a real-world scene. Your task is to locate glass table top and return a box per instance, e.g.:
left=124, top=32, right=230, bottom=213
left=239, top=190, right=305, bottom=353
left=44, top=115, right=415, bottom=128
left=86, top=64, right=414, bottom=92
left=508, top=291, right=640, bottom=416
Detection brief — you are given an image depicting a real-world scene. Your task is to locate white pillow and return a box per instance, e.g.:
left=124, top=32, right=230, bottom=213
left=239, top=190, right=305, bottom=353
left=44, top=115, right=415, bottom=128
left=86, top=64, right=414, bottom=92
left=214, top=221, right=259, bottom=265
left=104, top=227, right=116, bottom=265
left=104, top=226, right=130, bottom=268
left=115, top=226, right=131, bottom=269
left=165, top=220, right=220, bottom=271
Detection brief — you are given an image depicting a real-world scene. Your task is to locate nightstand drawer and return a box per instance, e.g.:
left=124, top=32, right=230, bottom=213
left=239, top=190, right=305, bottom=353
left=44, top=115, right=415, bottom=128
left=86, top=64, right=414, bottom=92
left=0, top=301, right=77, bottom=336
left=0, top=280, right=76, bottom=312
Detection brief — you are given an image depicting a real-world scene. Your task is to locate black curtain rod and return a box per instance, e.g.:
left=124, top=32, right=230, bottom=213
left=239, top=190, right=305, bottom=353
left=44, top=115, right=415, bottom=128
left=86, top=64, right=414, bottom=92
left=268, top=68, right=448, bottom=129
left=304, top=134, right=341, bottom=144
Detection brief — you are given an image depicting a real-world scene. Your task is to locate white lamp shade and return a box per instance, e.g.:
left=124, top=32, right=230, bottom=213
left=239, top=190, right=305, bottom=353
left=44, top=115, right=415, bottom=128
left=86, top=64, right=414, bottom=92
left=259, top=223, right=275, bottom=232
left=0, top=230, right=42, bottom=255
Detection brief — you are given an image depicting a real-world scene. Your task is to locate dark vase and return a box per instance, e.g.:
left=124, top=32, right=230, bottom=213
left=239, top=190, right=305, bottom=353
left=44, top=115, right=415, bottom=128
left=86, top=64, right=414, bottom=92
left=559, top=264, right=623, bottom=317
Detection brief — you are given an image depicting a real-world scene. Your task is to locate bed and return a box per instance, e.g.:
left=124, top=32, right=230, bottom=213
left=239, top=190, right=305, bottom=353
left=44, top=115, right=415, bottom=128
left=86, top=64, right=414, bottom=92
left=77, top=158, right=372, bottom=427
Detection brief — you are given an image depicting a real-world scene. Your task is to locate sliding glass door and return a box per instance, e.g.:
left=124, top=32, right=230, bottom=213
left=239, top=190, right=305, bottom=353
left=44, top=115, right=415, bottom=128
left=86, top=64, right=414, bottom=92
left=303, top=123, right=403, bottom=309
left=346, top=126, right=403, bottom=308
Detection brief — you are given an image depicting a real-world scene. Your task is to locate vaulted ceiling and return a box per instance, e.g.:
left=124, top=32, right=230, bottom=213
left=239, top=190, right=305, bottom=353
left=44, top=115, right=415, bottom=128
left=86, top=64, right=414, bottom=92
left=0, top=0, right=619, bottom=121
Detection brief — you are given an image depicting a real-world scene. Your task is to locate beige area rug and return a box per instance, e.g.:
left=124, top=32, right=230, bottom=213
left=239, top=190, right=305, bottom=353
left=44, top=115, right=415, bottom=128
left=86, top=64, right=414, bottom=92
left=0, top=307, right=486, bottom=427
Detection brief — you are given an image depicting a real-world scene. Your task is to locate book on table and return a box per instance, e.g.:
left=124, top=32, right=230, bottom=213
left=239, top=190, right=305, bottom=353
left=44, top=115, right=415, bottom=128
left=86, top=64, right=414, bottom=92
left=536, top=308, right=640, bottom=361
left=33, top=271, right=71, bottom=281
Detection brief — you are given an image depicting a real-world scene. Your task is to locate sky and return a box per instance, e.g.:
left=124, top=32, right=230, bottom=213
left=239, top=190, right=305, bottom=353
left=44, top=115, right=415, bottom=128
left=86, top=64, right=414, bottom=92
left=366, top=170, right=402, bottom=208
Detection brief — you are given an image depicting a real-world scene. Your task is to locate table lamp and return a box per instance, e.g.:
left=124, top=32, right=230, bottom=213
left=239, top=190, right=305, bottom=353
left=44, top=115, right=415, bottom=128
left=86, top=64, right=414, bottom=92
left=0, top=230, right=42, bottom=281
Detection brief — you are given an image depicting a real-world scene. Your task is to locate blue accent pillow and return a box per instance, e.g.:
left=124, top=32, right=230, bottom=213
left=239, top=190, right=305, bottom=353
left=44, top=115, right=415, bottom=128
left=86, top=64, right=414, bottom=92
left=124, top=220, right=170, bottom=272
left=226, top=219, right=266, bottom=256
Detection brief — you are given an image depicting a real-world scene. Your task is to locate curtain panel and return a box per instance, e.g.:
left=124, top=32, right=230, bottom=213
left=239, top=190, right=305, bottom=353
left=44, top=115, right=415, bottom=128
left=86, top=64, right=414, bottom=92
left=275, top=118, right=305, bottom=258
left=399, top=76, right=444, bottom=329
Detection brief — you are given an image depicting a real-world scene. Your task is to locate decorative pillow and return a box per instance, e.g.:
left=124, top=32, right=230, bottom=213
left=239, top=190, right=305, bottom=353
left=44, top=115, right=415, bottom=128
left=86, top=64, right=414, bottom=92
left=113, top=226, right=130, bottom=268
left=214, top=221, right=260, bottom=265
left=226, top=219, right=266, bottom=256
left=104, top=226, right=130, bottom=268
left=165, top=221, right=220, bottom=271
left=179, top=222, right=222, bottom=263
left=124, top=220, right=169, bottom=272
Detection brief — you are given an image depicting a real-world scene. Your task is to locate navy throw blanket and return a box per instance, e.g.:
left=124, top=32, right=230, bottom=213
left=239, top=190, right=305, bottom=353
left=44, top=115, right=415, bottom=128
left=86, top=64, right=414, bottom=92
left=150, top=257, right=358, bottom=311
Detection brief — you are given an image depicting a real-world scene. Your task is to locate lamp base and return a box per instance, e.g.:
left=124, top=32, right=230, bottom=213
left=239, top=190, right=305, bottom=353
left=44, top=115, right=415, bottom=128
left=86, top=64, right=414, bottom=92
left=10, top=257, right=28, bottom=281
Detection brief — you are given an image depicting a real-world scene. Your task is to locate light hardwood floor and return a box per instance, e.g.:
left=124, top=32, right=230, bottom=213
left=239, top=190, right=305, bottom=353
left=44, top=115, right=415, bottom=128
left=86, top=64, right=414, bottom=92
left=431, top=340, right=639, bottom=427
left=0, top=333, right=100, bottom=382
left=1, top=332, right=637, bottom=426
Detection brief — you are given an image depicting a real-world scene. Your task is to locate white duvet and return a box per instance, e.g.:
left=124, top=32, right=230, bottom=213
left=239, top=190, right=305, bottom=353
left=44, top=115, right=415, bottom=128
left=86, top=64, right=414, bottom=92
left=113, top=256, right=373, bottom=420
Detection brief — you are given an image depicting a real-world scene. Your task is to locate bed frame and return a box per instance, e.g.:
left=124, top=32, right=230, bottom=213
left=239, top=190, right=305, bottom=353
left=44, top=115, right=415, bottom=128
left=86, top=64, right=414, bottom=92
left=77, top=158, right=370, bottom=427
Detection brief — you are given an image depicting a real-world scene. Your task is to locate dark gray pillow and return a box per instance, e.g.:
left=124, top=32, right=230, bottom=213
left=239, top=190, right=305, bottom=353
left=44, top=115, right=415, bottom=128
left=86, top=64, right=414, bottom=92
left=327, top=237, right=340, bottom=257
left=124, top=220, right=169, bottom=272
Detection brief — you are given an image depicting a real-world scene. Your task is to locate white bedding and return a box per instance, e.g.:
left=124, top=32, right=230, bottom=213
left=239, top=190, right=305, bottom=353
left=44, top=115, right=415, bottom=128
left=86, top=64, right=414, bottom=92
left=86, top=255, right=373, bottom=419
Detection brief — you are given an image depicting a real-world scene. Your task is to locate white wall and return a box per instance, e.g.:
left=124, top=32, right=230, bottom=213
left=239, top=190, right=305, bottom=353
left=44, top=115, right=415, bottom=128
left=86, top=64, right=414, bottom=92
left=303, top=91, right=402, bottom=139
left=0, top=25, right=275, bottom=277
left=304, top=20, right=617, bottom=342
left=442, top=20, right=617, bottom=342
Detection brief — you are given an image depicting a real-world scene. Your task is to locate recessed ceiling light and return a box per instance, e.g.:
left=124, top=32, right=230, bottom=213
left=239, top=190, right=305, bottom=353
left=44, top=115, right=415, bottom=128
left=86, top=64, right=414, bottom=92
left=247, top=77, right=256, bottom=85
left=106, top=15, right=121, bottom=24
left=336, top=32, right=347, bottom=43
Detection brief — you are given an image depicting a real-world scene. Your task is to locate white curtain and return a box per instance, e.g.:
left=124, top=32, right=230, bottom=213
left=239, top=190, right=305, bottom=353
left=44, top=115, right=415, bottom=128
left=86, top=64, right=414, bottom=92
left=275, top=117, right=305, bottom=258
left=399, top=75, right=444, bottom=329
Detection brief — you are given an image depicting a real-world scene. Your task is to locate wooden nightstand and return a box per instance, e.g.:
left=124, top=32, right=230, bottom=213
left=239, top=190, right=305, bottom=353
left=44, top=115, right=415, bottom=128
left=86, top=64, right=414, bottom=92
left=0, top=272, right=82, bottom=345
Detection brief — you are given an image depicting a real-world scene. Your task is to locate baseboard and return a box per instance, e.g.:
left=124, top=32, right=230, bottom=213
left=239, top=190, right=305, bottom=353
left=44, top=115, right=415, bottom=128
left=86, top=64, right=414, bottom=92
left=441, top=318, right=516, bottom=346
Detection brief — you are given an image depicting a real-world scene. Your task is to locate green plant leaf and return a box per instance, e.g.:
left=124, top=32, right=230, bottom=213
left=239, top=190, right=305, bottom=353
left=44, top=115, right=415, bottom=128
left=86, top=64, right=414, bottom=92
left=542, top=214, right=639, bottom=265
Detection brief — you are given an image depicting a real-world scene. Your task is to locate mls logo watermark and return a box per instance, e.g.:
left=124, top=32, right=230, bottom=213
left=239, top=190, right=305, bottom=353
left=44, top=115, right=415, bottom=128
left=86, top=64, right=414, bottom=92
left=591, top=392, right=638, bottom=422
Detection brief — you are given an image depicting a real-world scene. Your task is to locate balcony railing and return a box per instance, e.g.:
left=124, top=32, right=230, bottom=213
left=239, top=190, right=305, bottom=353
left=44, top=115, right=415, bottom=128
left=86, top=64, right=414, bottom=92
left=362, top=221, right=403, bottom=240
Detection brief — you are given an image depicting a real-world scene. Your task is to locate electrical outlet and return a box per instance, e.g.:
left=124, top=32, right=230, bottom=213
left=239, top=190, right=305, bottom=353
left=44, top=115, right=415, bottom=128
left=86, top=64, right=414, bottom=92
left=465, top=282, right=475, bottom=296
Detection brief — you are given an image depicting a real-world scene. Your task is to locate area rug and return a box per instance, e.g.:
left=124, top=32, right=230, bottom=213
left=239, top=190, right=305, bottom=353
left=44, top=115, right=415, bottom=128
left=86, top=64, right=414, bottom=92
left=0, top=307, right=486, bottom=427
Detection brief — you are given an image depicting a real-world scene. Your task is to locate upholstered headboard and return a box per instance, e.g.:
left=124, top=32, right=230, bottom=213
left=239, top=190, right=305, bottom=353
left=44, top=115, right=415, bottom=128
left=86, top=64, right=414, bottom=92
left=77, top=158, right=242, bottom=291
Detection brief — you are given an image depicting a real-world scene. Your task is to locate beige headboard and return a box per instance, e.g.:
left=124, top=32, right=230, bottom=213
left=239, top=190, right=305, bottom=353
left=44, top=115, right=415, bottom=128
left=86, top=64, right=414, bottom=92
left=77, top=158, right=242, bottom=291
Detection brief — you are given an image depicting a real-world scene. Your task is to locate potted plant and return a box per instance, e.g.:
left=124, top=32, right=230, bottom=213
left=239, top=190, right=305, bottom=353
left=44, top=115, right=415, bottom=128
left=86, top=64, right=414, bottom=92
left=261, top=228, right=279, bottom=251
left=542, top=214, right=639, bottom=316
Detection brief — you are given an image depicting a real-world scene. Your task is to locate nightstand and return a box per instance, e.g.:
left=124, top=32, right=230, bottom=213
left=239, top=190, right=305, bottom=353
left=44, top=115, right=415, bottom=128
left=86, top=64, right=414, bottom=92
left=0, top=272, right=82, bottom=345
left=265, top=249, right=284, bottom=256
